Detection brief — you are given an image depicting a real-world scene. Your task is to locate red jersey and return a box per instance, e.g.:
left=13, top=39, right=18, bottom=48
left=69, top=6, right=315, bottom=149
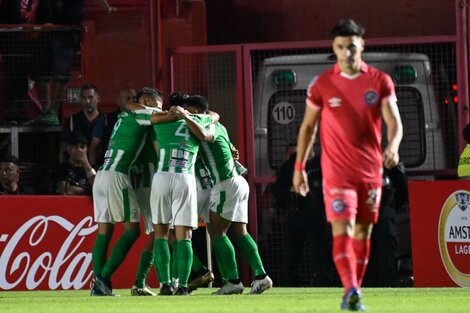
left=306, top=61, right=396, bottom=184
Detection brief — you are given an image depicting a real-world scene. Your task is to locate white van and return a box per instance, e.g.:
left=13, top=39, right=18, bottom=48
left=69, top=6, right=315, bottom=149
left=253, top=52, right=445, bottom=177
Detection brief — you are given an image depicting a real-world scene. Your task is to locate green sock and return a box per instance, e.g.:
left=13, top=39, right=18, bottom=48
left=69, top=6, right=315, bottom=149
left=102, top=229, right=140, bottom=279
left=191, top=253, right=205, bottom=273
left=154, top=238, right=171, bottom=284
left=171, top=240, right=179, bottom=280
left=213, top=235, right=239, bottom=280
left=213, top=244, right=227, bottom=284
left=92, top=233, right=112, bottom=276
left=177, top=239, right=193, bottom=287
left=135, top=250, right=154, bottom=288
left=235, top=233, right=266, bottom=277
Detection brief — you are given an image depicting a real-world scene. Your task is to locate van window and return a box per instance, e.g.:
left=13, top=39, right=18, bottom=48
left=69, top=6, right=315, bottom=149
left=266, top=86, right=426, bottom=172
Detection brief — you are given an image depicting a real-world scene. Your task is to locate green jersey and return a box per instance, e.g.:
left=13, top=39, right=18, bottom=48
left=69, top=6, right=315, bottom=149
left=130, top=127, right=158, bottom=189
left=199, top=122, right=240, bottom=183
left=100, top=108, right=155, bottom=174
left=153, top=114, right=213, bottom=174
left=195, top=156, right=213, bottom=190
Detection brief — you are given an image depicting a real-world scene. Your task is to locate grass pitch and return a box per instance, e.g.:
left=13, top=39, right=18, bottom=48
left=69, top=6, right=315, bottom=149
left=1, top=287, right=469, bottom=313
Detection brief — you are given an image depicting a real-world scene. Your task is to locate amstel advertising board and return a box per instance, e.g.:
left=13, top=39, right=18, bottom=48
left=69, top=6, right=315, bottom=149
left=0, top=196, right=158, bottom=291
left=409, top=180, right=470, bottom=287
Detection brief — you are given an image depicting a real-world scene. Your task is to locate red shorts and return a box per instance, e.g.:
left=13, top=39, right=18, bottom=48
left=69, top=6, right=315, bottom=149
left=322, top=179, right=382, bottom=223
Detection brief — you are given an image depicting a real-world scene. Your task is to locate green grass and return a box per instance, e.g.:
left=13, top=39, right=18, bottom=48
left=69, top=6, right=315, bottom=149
left=1, top=287, right=469, bottom=313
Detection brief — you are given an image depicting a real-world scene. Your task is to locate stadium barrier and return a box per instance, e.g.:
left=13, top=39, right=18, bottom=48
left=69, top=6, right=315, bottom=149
left=409, top=180, right=470, bottom=287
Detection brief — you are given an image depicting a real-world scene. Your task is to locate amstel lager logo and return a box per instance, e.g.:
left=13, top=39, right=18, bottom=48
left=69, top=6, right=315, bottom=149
left=438, top=190, right=470, bottom=286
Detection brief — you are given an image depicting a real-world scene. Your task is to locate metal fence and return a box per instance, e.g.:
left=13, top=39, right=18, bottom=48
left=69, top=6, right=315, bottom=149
left=170, top=36, right=466, bottom=286
left=0, top=25, right=81, bottom=192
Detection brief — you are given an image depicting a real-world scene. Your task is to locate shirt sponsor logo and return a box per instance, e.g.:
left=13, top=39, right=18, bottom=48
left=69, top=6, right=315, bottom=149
left=438, top=190, right=470, bottom=286
left=364, top=90, right=379, bottom=106
left=328, top=97, right=342, bottom=108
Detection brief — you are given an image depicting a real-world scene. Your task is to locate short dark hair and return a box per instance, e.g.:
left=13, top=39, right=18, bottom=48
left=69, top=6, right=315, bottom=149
left=136, top=87, right=163, bottom=103
left=67, top=132, right=88, bottom=146
left=169, top=91, right=189, bottom=106
left=463, top=123, right=470, bottom=143
left=0, top=154, right=19, bottom=165
left=330, top=19, right=365, bottom=39
left=80, top=83, right=99, bottom=95
left=186, top=95, right=209, bottom=113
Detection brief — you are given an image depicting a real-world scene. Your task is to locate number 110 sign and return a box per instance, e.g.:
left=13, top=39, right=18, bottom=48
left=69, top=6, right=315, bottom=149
left=272, top=102, right=296, bottom=125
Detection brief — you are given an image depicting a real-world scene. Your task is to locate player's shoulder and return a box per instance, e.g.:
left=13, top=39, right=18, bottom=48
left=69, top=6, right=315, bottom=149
left=308, top=67, right=335, bottom=89
left=364, top=63, right=391, bottom=79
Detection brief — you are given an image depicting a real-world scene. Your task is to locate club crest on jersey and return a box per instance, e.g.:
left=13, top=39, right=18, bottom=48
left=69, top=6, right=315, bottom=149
left=364, top=90, right=378, bottom=106
left=332, top=199, right=345, bottom=212
left=328, top=97, right=342, bottom=108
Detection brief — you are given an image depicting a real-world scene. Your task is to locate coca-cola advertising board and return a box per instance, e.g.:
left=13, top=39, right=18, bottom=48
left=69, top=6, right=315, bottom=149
left=409, top=180, right=470, bottom=287
left=0, top=196, right=158, bottom=291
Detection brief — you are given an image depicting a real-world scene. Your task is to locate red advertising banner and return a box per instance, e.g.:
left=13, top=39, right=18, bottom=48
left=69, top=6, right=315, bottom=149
left=0, top=196, right=158, bottom=291
left=409, top=180, right=470, bottom=287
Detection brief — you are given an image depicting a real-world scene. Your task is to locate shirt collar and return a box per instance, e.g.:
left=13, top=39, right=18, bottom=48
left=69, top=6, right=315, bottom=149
left=333, top=61, right=369, bottom=74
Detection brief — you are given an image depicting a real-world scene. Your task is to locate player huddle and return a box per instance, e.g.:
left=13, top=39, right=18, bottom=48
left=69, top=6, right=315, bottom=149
left=89, top=88, right=272, bottom=296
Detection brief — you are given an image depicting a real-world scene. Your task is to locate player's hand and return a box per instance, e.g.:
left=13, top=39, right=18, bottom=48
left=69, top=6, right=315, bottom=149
left=231, top=147, right=240, bottom=160
left=383, top=146, right=399, bottom=169
left=292, top=170, right=309, bottom=197
left=170, top=106, right=189, bottom=118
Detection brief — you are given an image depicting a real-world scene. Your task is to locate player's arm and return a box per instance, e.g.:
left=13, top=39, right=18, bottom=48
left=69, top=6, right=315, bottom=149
left=171, top=106, right=214, bottom=142
left=382, top=97, right=403, bottom=169
left=150, top=111, right=178, bottom=124
left=292, top=104, right=320, bottom=196
left=208, top=110, right=220, bottom=123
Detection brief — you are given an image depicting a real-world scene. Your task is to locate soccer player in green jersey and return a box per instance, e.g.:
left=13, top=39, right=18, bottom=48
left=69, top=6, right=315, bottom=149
left=129, top=127, right=158, bottom=296
left=91, top=88, right=173, bottom=296
left=150, top=104, right=218, bottom=296
left=185, top=95, right=273, bottom=295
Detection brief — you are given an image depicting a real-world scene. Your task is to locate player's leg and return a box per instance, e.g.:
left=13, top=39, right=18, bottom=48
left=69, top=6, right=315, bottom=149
left=231, top=222, right=272, bottom=294
left=92, top=223, right=114, bottom=277
left=170, top=173, right=199, bottom=295
left=354, top=183, right=381, bottom=288
left=91, top=222, right=113, bottom=296
left=170, top=231, right=179, bottom=289
left=173, top=225, right=193, bottom=295
left=91, top=171, right=117, bottom=296
left=153, top=223, right=173, bottom=295
left=132, top=186, right=157, bottom=296
left=323, top=179, right=365, bottom=310
left=209, top=211, right=243, bottom=295
left=101, top=221, right=141, bottom=280
left=100, top=177, right=141, bottom=282
left=150, top=172, right=174, bottom=295
left=188, top=189, right=215, bottom=292
left=131, top=234, right=156, bottom=296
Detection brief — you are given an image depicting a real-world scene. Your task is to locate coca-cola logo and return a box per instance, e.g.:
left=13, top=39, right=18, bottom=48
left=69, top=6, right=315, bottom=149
left=0, top=215, right=97, bottom=290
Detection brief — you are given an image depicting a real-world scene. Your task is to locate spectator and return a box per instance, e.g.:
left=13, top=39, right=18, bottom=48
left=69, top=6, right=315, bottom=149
left=0, top=0, right=40, bottom=124
left=53, top=133, right=95, bottom=195
left=60, top=83, right=107, bottom=166
left=0, top=155, right=35, bottom=195
left=458, top=123, right=470, bottom=178
left=88, top=86, right=136, bottom=167
left=32, top=0, right=117, bottom=125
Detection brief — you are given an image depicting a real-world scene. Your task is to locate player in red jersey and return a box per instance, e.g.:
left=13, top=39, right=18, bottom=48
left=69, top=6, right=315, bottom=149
left=293, top=19, right=403, bottom=311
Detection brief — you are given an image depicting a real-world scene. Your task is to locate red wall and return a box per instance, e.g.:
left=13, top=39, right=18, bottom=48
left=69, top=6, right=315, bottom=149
left=205, top=0, right=456, bottom=44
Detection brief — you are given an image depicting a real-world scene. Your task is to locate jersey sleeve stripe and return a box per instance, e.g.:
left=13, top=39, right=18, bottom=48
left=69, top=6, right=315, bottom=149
left=381, top=94, right=398, bottom=106
left=306, top=98, right=321, bottom=110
